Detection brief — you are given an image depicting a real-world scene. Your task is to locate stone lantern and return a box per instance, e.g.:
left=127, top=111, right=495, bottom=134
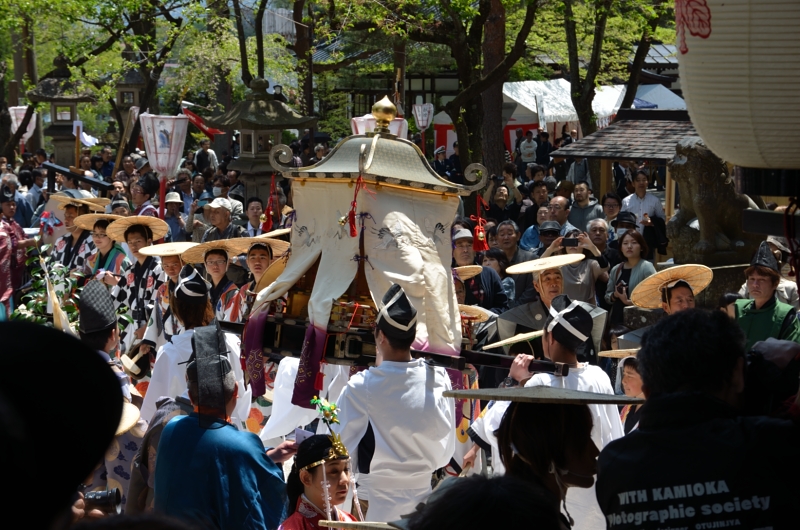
left=205, top=77, right=317, bottom=199
left=116, top=49, right=147, bottom=127
left=26, top=55, right=95, bottom=167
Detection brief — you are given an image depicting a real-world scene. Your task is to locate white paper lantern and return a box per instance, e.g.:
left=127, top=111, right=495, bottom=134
left=138, top=113, right=189, bottom=175
left=676, top=0, right=800, bottom=168
left=350, top=114, right=408, bottom=138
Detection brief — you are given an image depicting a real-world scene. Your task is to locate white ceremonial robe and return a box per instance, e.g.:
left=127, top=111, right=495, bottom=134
left=528, top=366, right=623, bottom=530
left=474, top=364, right=623, bottom=530
left=335, top=359, right=456, bottom=522
left=139, top=330, right=252, bottom=429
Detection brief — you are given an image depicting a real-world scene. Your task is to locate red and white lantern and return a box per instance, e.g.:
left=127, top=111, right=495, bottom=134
left=139, top=112, right=189, bottom=218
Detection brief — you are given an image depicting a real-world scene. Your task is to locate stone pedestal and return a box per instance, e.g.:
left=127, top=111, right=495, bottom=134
left=46, top=127, right=77, bottom=168
left=623, top=305, right=664, bottom=331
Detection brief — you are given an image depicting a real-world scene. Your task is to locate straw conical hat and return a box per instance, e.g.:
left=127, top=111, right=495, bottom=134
left=74, top=214, right=123, bottom=232
left=107, top=216, right=169, bottom=242
left=115, top=402, right=141, bottom=436
left=483, top=330, right=544, bottom=350
left=506, top=254, right=584, bottom=275
left=443, top=385, right=644, bottom=405
left=224, top=236, right=290, bottom=258
left=454, top=265, right=482, bottom=282
left=255, top=256, right=288, bottom=292
left=84, top=197, right=111, bottom=207
left=262, top=227, right=291, bottom=239
left=458, top=304, right=492, bottom=323
left=51, top=195, right=106, bottom=213
left=630, top=264, right=713, bottom=309
left=598, top=348, right=640, bottom=359
left=181, top=240, right=232, bottom=264
left=139, top=242, right=198, bottom=257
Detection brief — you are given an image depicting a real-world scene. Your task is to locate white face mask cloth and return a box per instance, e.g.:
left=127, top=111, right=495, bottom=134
left=212, top=187, right=223, bottom=197
left=616, top=228, right=627, bottom=238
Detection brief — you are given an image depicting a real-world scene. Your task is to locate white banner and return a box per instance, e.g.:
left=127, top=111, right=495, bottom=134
left=9, top=106, right=37, bottom=144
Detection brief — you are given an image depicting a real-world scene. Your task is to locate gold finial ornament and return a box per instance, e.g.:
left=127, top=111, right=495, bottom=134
left=371, top=96, right=397, bottom=133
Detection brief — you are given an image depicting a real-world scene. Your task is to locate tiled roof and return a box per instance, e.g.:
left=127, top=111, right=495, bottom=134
left=642, top=44, right=678, bottom=67
left=551, top=111, right=696, bottom=161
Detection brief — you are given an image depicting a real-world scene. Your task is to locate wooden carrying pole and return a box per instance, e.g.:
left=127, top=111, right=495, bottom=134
left=114, top=111, right=137, bottom=174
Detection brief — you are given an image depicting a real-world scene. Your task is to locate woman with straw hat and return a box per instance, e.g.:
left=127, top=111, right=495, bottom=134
left=50, top=195, right=104, bottom=272
left=106, top=216, right=169, bottom=352
left=182, top=240, right=239, bottom=321
left=76, top=214, right=130, bottom=283
left=224, top=236, right=289, bottom=323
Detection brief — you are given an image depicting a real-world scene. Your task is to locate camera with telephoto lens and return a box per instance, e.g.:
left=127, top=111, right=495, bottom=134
left=79, top=486, right=121, bottom=515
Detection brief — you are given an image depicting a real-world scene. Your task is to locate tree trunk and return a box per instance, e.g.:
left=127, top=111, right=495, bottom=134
left=619, top=2, right=665, bottom=110
left=393, top=42, right=406, bottom=115
left=22, top=20, right=44, bottom=151
left=480, top=0, right=506, bottom=178
left=0, top=62, right=12, bottom=160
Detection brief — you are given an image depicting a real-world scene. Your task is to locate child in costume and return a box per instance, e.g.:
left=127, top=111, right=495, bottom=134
left=280, top=398, right=360, bottom=529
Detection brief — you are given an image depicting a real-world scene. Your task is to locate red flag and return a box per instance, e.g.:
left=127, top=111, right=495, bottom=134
left=182, top=107, right=225, bottom=139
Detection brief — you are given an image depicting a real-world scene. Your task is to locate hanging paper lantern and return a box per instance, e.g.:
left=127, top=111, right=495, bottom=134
left=677, top=0, right=800, bottom=168
left=138, top=113, right=189, bottom=176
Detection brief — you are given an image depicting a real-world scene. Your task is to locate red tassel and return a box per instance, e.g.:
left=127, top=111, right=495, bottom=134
left=473, top=225, right=489, bottom=251
left=470, top=196, right=490, bottom=252
left=261, top=173, right=277, bottom=232
left=348, top=175, right=365, bottom=237
left=348, top=209, right=358, bottom=237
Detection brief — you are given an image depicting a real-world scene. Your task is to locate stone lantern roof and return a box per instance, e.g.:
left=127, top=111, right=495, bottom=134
left=26, top=55, right=96, bottom=104
left=205, top=78, right=317, bottom=131
left=269, top=96, right=486, bottom=196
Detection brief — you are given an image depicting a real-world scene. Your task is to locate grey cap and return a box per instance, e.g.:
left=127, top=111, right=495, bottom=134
left=539, top=220, right=561, bottom=234
left=453, top=228, right=473, bottom=241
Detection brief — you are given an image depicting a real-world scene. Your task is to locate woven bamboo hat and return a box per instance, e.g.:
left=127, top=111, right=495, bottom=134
left=115, top=402, right=141, bottom=436
left=320, top=522, right=396, bottom=529
left=74, top=214, right=123, bottom=232
left=139, top=241, right=198, bottom=257
left=506, top=253, right=584, bottom=275
left=51, top=194, right=106, bottom=213
left=443, top=384, right=644, bottom=405
left=255, top=256, right=288, bottom=292
left=181, top=240, right=232, bottom=264
left=106, top=216, right=169, bottom=242
left=262, top=227, right=291, bottom=239
left=630, top=264, right=713, bottom=309
left=483, top=330, right=544, bottom=350
left=454, top=265, right=482, bottom=282
left=458, top=304, right=492, bottom=323
left=224, top=236, right=290, bottom=258
left=598, top=348, right=640, bottom=359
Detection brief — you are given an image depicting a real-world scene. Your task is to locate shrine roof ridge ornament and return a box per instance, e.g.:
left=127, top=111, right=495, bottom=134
left=269, top=96, right=487, bottom=196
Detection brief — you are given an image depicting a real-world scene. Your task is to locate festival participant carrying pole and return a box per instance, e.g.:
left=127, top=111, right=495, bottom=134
left=412, top=103, right=434, bottom=157
left=139, top=112, right=189, bottom=220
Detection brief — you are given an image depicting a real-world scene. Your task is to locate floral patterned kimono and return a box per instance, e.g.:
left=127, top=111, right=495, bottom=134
left=141, top=278, right=184, bottom=351
left=211, top=278, right=239, bottom=322
left=112, top=256, right=165, bottom=353
left=279, top=495, right=357, bottom=530
left=51, top=230, right=95, bottom=272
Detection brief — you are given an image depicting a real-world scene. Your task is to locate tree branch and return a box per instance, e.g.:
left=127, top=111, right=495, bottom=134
left=445, top=0, right=538, bottom=111
left=312, top=49, right=380, bottom=73
left=619, top=1, right=666, bottom=109
left=255, top=0, right=269, bottom=78
left=232, top=0, right=253, bottom=86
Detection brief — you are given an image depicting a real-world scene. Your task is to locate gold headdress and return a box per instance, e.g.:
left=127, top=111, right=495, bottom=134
left=299, top=396, right=349, bottom=471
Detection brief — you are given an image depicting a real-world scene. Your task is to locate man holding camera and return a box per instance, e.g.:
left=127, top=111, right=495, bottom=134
left=596, top=309, right=800, bottom=529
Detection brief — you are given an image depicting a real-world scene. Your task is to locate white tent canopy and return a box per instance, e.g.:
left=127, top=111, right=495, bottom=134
left=615, top=83, right=687, bottom=111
